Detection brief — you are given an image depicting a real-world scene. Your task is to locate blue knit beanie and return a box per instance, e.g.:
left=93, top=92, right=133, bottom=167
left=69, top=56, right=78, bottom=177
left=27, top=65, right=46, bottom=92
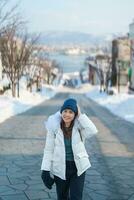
left=60, top=98, right=78, bottom=114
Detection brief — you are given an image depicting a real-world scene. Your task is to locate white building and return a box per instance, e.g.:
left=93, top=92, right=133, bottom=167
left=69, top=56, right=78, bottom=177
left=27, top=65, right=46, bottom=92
left=129, top=20, right=134, bottom=89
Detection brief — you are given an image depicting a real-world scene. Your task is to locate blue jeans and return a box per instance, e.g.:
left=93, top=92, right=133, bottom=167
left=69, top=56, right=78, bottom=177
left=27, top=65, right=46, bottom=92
left=54, top=161, right=85, bottom=200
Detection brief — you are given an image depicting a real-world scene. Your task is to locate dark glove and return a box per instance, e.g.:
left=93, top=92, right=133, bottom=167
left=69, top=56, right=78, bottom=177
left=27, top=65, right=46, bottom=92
left=41, top=170, right=54, bottom=189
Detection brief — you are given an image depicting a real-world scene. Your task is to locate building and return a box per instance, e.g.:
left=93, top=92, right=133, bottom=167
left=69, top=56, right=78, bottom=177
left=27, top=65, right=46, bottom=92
left=112, top=36, right=130, bottom=86
left=129, top=20, right=134, bottom=90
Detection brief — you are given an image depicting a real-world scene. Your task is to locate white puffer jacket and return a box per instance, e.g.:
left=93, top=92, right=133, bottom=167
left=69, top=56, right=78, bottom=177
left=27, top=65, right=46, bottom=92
left=41, top=111, right=98, bottom=180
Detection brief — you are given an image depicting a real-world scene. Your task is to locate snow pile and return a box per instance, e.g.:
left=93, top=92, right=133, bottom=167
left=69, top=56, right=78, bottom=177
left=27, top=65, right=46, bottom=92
left=86, top=86, right=134, bottom=123
left=0, top=84, right=56, bottom=124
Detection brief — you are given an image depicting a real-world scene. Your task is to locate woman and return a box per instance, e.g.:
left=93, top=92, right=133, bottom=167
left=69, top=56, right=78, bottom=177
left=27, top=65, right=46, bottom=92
left=41, top=98, right=98, bottom=200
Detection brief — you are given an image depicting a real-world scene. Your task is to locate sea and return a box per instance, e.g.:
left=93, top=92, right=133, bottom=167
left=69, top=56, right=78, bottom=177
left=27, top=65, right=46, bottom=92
left=49, top=52, right=89, bottom=73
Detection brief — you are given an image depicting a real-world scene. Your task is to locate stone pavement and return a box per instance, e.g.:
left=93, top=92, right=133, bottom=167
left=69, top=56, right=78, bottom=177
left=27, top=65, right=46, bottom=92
left=81, top=95, right=134, bottom=200
left=0, top=93, right=134, bottom=200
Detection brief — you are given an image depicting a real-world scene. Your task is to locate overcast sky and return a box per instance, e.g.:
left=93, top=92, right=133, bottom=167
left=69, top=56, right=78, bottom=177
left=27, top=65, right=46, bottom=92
left=16, top=0, right=134, bottom=35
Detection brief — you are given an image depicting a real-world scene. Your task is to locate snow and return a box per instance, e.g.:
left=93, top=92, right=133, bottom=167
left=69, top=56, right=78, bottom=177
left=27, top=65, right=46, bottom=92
left=86, top=85, right=134, bottom=123
left=0, top=83, right=56, bottom=124
left=0, top=79, right=134, bottom=124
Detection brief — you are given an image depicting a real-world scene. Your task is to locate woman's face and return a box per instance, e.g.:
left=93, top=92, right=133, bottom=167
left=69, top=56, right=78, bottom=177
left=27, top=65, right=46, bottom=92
left=61, top=109, right=75, bottom=126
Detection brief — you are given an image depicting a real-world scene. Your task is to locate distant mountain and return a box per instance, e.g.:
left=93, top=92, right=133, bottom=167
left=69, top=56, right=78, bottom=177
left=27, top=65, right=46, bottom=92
left=37, top=31, right=120, bottom=47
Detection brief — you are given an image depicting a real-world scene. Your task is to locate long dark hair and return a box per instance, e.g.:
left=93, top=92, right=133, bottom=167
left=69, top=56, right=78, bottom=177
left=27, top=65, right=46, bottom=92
left=60, top=117, right=76, bottom=138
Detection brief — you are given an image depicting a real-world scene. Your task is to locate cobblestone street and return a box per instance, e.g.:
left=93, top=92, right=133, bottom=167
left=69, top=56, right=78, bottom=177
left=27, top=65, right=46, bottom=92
left=0, top=93, right=134, bottom=200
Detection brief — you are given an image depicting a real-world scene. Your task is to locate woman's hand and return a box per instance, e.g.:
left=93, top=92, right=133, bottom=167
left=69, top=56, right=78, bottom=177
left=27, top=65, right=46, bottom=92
left=41, top=170, right=54, bottom=189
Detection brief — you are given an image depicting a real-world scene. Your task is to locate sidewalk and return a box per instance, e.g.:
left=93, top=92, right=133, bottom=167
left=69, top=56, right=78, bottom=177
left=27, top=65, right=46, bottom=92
left=0, top=93, right=134, bottom=200
left=0, top=154, right=58, bottom=200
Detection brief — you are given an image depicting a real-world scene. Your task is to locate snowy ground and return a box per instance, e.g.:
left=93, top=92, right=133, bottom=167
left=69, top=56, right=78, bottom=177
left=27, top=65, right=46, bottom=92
left=0, top=81, right=134, bottom=124
left=0, top=84, right=57, bottom=124
left=86, top=85, right=134, bottom=123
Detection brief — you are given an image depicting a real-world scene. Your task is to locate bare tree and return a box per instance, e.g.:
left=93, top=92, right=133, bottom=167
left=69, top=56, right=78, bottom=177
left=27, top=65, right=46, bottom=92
left=0, top=21, right=40, bottom=97
left=35, top=57, right=60, bottom=87
left=51, top=60, right=61, bottom=83
left=0, top=0, right=21, bottom=34
left=95, top=54, right=111, bottom=92
left=27, top=57, right=43, bottom=92
left=37, top=58, right=52, bottom=85
left=43, top=59, right=60, bottom=85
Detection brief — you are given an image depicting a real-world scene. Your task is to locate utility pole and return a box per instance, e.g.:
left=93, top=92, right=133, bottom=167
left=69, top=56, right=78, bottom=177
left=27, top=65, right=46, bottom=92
left=117, top=60, right=121, bottom=93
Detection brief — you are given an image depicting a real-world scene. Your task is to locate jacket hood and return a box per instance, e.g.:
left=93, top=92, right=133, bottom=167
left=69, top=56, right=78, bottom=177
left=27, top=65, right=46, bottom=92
left=44, top=111, right=61, bottom=132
